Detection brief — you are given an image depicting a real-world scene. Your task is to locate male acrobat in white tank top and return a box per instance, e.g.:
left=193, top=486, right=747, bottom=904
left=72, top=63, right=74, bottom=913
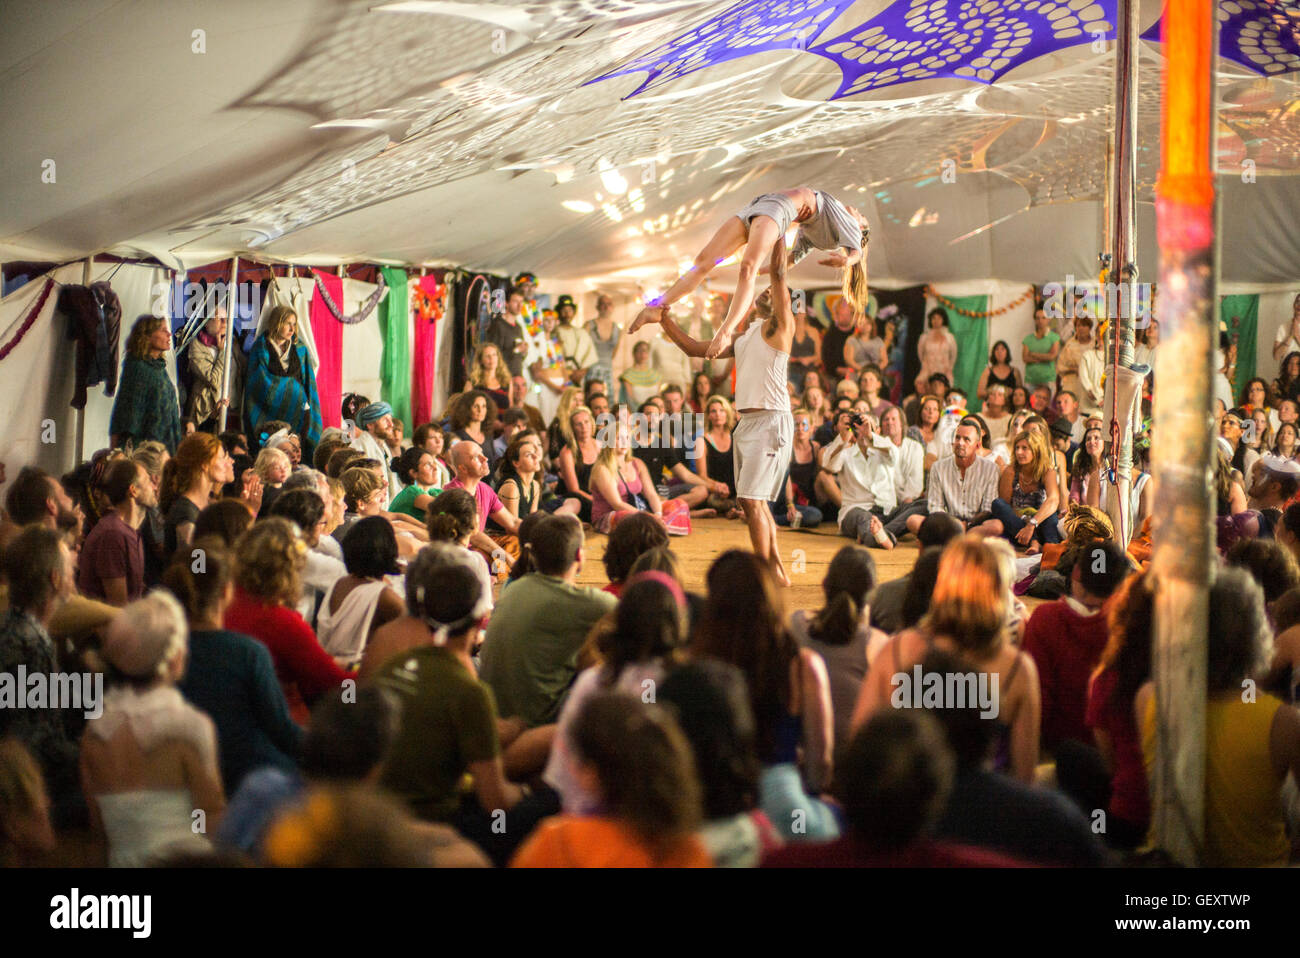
left=647, top=240, right=797, bottom=586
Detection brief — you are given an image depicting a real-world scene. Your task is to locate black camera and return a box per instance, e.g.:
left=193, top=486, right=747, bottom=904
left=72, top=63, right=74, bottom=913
left=850, top=413, right=870, bottom=430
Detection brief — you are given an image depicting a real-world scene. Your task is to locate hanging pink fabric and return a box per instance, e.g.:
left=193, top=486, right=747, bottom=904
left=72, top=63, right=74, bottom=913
left=310, top=270, right=345, bottom=429
left=411, top=274, right=442, bottom=426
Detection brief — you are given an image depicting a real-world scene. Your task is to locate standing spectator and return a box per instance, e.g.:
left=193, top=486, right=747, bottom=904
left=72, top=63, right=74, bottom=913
left=1272, top=293, right=1300, bottom=365
left=77, top=459, right=152, bottom=606
left=585, top=292, right=622, bottom=398
left=788, top=307, right=821, bottom=393
left=244, top=305, right=323, bottom=457
left=619, top=340, right=664, bottom=408
left=554, top=294, right=598, bottom=387
left=980, top=384, right=1014, bottom=446
left=479, top=515, right=617, bottom=727
left=1274, top=351, right=1300, bottom=405
left=110, top=315, right=182, bottom=452
left=915, top=308, right=958, bottom=396
left=1056, top=316, right=1092, bottom=403
left=483, top=287, right=529, bottom=378
left=186, top=304, right=238, bottom=433
left=821, top=297, right=858, bottom=381
left=1133, top=318, right=1159, bottom=375
left=843, top=316, right=885, bottom=378
left=977, top=340, right=1023, bottom=405
left=1021, top=306, right=1062, bottom=394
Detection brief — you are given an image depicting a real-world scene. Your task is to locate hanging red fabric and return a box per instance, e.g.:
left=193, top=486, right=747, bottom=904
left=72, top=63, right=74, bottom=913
left=412, top=274, right=442, bottom=425
left=310, top=270, right=344, bottom=429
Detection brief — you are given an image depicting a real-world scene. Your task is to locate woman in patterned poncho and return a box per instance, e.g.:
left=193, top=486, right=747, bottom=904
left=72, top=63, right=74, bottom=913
left=244, top=304, right=323, bottom=453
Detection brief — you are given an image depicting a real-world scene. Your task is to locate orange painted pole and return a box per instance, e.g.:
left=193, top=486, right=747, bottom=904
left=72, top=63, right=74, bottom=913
left=1149, top=0, right=1217, bottom=866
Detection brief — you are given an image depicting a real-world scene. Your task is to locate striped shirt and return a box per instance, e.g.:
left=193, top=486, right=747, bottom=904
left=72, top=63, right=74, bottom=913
left=927, top=453, right=1000, bottom=522
left=791, top=191, right=862, bottom=265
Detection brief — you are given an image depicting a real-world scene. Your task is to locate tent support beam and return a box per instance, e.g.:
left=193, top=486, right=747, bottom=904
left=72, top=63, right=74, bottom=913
left=74, top=257, right=92, bottom=466
left=218, top=257, right=237, bottom=433
left=1103, top=0, right=1141, bottom=545
left=1150, top=0, right=1217, bottom=866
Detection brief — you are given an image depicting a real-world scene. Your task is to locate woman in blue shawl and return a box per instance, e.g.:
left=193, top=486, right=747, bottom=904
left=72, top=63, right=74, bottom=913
left=110, top=315, right=182, bottom=452
left=244, top=304, right=323, bottom=452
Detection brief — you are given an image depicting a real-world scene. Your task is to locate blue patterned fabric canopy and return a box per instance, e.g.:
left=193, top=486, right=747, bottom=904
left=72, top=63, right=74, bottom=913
left=591, top=0, right=1116, bottom=99
left=1142, top=0, right=1300, bottom=76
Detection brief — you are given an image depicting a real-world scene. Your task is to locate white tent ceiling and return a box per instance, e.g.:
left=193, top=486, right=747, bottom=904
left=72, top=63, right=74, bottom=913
left=2, top=0, right=1299, bottom=291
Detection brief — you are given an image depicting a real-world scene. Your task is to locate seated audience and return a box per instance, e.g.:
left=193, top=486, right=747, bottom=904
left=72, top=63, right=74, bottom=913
left=223, top=518, right=350, bottom=725
left=479, top=515, right=617, bottom=727
left=316, top=518, right=405, bottom=670
left=764, top=711, right=1024, bottom=867
left=166, top=540, right=301, bottom=793
left=790, top=546, right=888, bottom=749
left=977, top=428, right=1062, bottom=550
left=869, top=513, right=963, bottom=633
left=512, top=694, right=709, bottom=867
left=601, top=512, right=670, bottom=598
left=388, top=446, right=443, bottom=521
left=81, top=592, right=224, bottom=867
left=0, top=740, right=57, bottom=867
left=695, top=551, right=837, bottom=841
left=267, top=489, right=344, bottom=627
left=590, top=422, right=669, bottom=533
left=77, top=459, right=152, bottom=606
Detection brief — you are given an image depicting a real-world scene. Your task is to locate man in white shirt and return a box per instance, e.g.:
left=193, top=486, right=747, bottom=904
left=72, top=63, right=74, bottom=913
left=821, top=411, right=898, bottom=548
left=351, top=401, right=401, bottom=504
left=877, top=404, right=926, bottom=542
left=906, top=420, right=1000, bottom=534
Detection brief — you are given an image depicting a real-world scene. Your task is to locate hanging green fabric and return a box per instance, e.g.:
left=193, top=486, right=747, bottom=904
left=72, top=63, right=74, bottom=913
left=378, top=266, right=413, bottom=433
left=1220, top=294, right=1259, bottom=404
left=942, top=295, right=989, bottom=411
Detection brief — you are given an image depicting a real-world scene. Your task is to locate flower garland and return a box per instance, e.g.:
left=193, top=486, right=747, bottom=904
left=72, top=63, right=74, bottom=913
left=925, top=285, right=1036, bottom=319
left=312, top=270, right=387, bottom=324
left=0, top=277, right=55, bottom=363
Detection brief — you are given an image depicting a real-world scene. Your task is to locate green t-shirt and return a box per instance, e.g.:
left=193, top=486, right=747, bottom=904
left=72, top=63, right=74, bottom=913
left=388, top=482, right=439, bottom=520
left=376, top=646, right=499, bottom=821
left=478, top=574, right=618, bottom=727
left=1022, top=330, right=1061, bottom=386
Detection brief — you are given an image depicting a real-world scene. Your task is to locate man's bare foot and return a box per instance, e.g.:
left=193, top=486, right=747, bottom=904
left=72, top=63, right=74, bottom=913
left=628, top=305, right=664, bottom=333
left=690, top=508, right=718, bottom=518
left=870, top=515, right=895, bottom=550
left=726, top=508, right=743, bottom=520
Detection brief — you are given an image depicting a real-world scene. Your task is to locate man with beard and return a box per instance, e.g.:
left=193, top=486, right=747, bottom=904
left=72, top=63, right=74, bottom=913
left=351, top=402, right=402, bottom=503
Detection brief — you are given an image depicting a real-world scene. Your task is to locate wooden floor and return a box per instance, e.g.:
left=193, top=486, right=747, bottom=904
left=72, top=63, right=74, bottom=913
left=576, top=516, right=922, bottom=613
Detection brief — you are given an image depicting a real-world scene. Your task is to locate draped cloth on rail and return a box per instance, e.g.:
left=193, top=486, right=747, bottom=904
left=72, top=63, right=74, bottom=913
left=942, top=294, right=990, bottom=407
left=244, top=335, right=323, bottom=448
left=412, top=274, right=442, bottom=426
left=310, top=271, right=345, bottom=430
left=378, top=266, right=413, bottom=434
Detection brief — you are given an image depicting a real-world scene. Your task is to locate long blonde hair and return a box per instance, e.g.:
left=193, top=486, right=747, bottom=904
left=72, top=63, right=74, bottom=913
left=1012, top=429, right=1052, bottom=484
left=841, top=244, right=870, bottom=322
left=554, top=386, right=584, bottom=451
left=470, top=343, right=507, bottom=389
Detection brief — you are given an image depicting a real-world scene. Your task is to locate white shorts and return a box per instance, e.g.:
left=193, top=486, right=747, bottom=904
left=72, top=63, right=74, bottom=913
left=733, top=409, right=794, bottom=502
left=735, top=193, right=797, bottom=236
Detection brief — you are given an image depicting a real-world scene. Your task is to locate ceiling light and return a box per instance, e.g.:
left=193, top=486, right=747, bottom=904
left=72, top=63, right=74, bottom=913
left=562, top=200, right=595, bottom=214
left=598, top=157, right=628, bottom=196
left=602, top=203, right=624, bottom=222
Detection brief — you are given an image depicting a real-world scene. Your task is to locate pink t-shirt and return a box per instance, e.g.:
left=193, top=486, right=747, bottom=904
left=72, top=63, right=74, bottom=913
left=446, top=478, right=504, bottom=532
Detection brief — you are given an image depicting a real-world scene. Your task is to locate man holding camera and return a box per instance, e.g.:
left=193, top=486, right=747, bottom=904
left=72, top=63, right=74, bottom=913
left=821, top=409, right=899, bottom=548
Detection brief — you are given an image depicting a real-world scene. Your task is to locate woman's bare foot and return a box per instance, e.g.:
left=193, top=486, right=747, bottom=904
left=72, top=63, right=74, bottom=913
left=870, top=515, right=895, bottom=550
left=689, top=508, right=718, bottom=519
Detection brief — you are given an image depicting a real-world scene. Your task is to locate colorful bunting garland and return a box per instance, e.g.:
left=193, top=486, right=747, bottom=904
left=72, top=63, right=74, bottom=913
left=312, top=270, right=387, bottom=324
left=926, top=285, right=1036, bottom=319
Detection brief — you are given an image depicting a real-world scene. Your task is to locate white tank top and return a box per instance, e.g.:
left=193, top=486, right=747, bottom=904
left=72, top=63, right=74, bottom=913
left=733, top=320, right=790, bottom=412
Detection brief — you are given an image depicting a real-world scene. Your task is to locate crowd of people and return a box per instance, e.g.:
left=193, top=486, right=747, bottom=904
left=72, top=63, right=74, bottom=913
left=2, top=271, right=1300, bottom=868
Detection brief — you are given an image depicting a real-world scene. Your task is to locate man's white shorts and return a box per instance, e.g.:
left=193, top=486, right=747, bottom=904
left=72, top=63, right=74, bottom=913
left=734, top=409, right=794, bottom=502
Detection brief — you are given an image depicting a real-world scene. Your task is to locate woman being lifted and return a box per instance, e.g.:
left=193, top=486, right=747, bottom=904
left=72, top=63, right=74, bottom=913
left=629, top=187, right=870, bottom=358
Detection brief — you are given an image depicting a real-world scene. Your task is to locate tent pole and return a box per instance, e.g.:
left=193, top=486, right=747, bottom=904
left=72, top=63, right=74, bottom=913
left=218, top=256, right=237, bottom=433
left=1149, top=0, right=1217, bottom=866
left=74, top=257, right=92, bottom=464
left=1104, top=0, right=1141, bottom=544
